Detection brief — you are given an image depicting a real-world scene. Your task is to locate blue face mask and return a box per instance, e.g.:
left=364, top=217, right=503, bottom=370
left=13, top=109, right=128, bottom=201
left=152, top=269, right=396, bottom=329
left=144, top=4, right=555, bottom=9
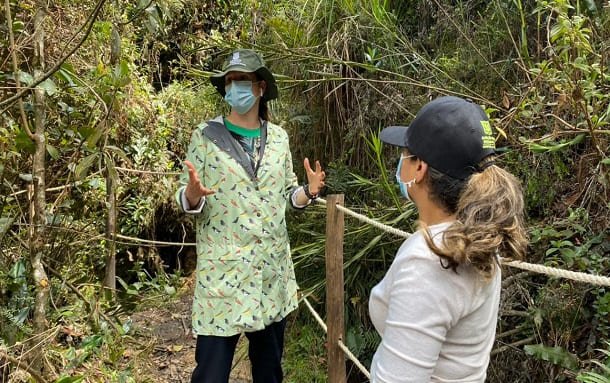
left=224, top=81, right=259, bottom=114
left=396, top=155, right=416, bottom=201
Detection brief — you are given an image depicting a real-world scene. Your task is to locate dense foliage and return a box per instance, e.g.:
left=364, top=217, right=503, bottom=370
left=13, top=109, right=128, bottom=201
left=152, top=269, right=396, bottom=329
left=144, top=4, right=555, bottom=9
left=1, top=0, right=609, bottom=381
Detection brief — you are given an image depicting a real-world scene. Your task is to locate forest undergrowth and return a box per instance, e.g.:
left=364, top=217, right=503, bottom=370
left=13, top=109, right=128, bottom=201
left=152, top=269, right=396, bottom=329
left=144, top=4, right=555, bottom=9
left=1, top=0, right=609, bottom=382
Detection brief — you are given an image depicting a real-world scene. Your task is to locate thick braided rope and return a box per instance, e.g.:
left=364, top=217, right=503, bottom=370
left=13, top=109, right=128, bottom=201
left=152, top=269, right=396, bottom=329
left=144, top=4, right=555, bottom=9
left=316, top=197, right=410, bottom=239
left=114, top=234, right=196, bottom=247
left=338, top=340, right=372, bottom=379
left=301, top=296, right=328, bottom=332
left=116, top=166, right=181, bottom=176
left=301, top=296, right=371, bottom=378
left=315, top=198, right=610, bottom=287
left=501, top=259, right=610, bottom=287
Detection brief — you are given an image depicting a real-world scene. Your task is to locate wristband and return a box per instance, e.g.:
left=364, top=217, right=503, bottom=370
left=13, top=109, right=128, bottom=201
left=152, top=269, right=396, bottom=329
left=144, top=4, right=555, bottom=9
left=303, top=184, right=318, bottom=200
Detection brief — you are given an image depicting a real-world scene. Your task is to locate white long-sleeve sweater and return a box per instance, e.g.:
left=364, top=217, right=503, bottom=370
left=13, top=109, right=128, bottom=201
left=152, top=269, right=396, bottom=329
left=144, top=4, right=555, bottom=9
left=369, top=222, right=501, bottom=382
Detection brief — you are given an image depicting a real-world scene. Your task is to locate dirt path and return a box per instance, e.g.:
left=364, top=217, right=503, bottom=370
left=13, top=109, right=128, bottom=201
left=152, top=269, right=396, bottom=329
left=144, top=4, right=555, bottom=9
left=131, top=287, right=252, bottom=383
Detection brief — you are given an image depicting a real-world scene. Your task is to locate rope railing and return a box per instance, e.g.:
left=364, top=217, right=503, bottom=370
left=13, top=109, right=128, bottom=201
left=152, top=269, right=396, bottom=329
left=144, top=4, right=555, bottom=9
left=115, top=166, right=181, bottom=176
left=114, top=233, right=196, bottom=247
left=315, top=197, right=610, bottom=287
left=501, top=259, right=610, bottom=287
left=301, top=296, right=371, bottom=379
left=316, top=197, right=411, bottom=239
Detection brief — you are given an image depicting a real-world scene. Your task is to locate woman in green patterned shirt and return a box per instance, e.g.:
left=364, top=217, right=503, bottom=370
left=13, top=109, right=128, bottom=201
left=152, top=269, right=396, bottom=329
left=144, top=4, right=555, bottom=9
left=176, top=49, right=325, bottom=383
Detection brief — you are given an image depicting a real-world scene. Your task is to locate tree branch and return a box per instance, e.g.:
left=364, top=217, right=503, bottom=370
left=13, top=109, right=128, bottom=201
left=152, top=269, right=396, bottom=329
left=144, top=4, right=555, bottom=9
left=0, top=0, right=107, bottom=109
left=3, top=0, right=33, bottom=138
left=43, top=261, right=118, bottom=328
left=0, top=350, right=49, bottom=383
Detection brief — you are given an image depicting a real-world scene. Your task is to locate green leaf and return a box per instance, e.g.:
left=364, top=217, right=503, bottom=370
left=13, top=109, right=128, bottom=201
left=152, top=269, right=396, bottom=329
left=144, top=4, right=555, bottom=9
left=0, top=216, right=14, bottom=239
left=18, top=173, right=33, bottom=182
left=104, top=152, right=118, bottom=183
left=524, top=344, right=579, bottom=370
left=523, top=134, right=586, bottom=153
left=86, top=125, right=104, bottom=149
left=577, top=371, right=610, bottom=383
left=55, top=63, right=86, bottom=87
left=116, top=277, right=130, bottom=291
left=111, top=60, right=131, bottom=88
left=47, top=144, right=60, bottom=160
left=105, top=145, right=130, bottom=164
left=39, top=78, right=58, bottom=96
left=582, top=0, right=598, bottom=14
left=122, top=318, right=132, bottom=334
left=14, top=307, right=30, bottom=324
left=12, top=20, right=24, bottom=33
left=54, top=376, right=84, bottom=383
left=15, top=129, right=35, bottom=153
left=55, top=68, right=75, bottom=86
left=74, top=153, right=99, bottom=180
left=13, top=70, right=34, bottom=85
left=9, top=258, right=26, bottom=280
left=601, top=158, right=610, bottom=165
left=164, top=285, right=176, bottom=295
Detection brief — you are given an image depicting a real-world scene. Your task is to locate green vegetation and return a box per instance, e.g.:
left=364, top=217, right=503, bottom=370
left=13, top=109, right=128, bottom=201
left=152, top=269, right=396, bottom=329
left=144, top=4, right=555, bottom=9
left=1, top=0, right=608, bottom=381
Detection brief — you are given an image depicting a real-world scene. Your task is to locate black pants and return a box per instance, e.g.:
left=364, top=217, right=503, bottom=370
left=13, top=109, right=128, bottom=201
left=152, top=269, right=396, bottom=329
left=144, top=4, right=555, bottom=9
left=191, top=318, right=287, bottom=383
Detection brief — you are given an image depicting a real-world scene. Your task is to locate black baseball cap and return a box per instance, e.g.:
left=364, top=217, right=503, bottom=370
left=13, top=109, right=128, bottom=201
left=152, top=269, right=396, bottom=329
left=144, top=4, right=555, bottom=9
left=380, top=96, right=496, bottom=180
left=210, top=49, right=278, bottom=101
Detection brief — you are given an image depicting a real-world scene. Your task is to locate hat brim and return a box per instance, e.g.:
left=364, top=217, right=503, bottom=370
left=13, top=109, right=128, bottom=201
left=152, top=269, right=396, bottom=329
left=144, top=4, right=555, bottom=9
left=210, top=66, right=278, bottom=101
left=380, top=126, right=409, bottom=148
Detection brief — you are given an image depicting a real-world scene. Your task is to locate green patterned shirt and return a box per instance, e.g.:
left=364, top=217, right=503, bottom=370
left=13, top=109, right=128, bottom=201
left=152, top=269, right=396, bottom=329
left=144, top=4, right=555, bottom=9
left=176, top=116, right=300, bottom=336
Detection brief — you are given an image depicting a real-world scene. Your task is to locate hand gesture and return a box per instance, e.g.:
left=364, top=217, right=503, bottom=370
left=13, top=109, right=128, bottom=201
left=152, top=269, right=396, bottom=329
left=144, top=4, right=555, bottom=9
left=304, top=158, right=325, bottom=195
left=184, top=160, right=215, bottom=208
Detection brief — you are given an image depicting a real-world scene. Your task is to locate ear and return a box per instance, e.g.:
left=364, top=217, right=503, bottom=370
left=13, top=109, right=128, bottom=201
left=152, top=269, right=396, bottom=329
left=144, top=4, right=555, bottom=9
left=415, top=160, right=428, bottom=183
left=259, top=80, right=267, bottom=96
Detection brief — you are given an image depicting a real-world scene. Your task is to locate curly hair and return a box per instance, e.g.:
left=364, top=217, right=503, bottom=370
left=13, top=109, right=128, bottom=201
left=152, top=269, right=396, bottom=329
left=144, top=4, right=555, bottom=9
left=422, top=157, right=528, bottom=280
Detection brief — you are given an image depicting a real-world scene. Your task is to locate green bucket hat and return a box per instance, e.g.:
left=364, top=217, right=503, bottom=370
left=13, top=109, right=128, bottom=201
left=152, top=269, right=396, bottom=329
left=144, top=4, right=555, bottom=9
left=210, top=49, right=278, bottom=101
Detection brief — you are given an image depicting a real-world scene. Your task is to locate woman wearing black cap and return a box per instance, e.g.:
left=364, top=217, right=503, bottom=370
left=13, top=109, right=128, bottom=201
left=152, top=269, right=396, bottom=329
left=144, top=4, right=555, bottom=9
left=369, top=96, right=527, bottom=382
left=175, top=49, right=325, bottom=383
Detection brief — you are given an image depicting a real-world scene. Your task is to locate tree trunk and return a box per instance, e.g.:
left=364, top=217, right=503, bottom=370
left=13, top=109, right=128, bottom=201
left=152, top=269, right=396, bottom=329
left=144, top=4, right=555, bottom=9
left=103, top=169, right=117, bottom=294
left=29, top=5, right=50, bottom=372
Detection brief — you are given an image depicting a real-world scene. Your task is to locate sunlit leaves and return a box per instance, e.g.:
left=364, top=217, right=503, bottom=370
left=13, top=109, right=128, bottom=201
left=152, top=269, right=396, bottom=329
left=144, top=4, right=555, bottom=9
left=519, top=134, right=585, bottom=153
left=524, top=344, right=579, bottom=370
left=74, top=153, right=99, bottom=180
left=15, top=129, right=35, bottom=153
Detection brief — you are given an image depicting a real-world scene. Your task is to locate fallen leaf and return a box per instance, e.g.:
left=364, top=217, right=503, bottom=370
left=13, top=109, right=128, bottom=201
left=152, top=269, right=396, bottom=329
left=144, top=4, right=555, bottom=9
left=167, top=344, right=183, bottom=353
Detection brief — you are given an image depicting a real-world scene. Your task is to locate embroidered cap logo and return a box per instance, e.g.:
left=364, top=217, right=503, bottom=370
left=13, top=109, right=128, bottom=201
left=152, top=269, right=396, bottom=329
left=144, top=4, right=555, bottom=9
left=229, top=52, right=245, bottom=66
left=480, top=120, right=496, bottom=150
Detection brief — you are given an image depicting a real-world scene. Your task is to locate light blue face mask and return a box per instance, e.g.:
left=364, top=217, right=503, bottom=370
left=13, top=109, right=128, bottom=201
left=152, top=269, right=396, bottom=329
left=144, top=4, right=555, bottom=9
left=396, top=155, right=416, bottom=201
left=224, top=81, right=260, bottom=114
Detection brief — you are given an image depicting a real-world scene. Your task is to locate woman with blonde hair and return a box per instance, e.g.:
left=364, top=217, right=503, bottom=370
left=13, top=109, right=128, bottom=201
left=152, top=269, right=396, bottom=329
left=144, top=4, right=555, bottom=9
left=369, top=96, right=527, bottom=382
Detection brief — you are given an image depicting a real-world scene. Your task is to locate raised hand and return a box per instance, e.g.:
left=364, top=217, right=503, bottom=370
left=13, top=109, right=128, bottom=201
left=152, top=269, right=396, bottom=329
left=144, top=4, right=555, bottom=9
left=304, top=157, right=325, bottom=195
left=184, top=160, right=215, bottom=208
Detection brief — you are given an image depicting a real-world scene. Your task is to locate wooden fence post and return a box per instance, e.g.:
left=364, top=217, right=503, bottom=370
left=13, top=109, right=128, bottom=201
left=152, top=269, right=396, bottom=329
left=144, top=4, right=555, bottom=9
left=325, top=194, right=346, bottom=383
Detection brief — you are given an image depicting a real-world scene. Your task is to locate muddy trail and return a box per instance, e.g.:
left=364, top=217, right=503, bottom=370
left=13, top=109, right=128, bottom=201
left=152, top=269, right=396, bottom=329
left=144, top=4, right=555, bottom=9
left=131, top=287, right=252, bottom=383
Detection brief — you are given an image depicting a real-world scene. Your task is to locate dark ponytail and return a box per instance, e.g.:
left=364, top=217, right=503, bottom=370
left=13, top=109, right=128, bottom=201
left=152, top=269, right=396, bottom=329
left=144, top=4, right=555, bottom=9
left=259, top=100, right=270, bottom=121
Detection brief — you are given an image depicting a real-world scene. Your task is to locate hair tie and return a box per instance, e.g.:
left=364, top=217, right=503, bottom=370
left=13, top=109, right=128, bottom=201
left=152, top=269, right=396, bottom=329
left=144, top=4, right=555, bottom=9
left=477, top=160, right=496, bottom=172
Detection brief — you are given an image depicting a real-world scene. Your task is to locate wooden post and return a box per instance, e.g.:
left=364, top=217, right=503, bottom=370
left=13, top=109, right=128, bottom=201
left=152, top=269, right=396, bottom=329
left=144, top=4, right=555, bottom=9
left=325, top=194, right=346, bottom=383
